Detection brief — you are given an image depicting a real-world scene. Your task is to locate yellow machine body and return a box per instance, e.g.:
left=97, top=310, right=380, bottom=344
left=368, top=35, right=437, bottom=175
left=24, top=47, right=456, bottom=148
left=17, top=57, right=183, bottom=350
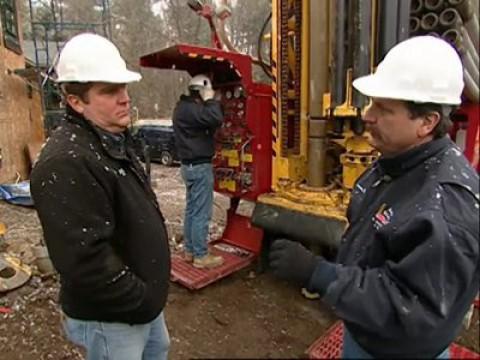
left=254, top=0, right=381, bottom=247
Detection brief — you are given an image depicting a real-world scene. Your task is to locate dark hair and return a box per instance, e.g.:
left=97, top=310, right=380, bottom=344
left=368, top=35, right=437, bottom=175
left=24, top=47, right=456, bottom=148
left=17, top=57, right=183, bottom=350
left=60, top=82, right=94, bottom=103
left=188, top=87, right=202, bottom=99
left=405, top=101, right=456, bottom=139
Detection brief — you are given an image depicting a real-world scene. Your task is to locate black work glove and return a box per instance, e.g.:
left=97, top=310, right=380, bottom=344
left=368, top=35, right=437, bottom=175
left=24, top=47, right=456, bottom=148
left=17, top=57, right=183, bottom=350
left=269, top=239, right=319, bottom=287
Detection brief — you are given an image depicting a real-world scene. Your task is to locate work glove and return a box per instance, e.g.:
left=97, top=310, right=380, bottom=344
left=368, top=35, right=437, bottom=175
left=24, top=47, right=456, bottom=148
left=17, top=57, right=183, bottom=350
left=269, top=239, right=319, bottom=287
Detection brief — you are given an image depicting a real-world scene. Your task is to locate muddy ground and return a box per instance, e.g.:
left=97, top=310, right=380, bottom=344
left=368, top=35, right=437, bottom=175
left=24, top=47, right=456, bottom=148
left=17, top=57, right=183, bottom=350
left=0, top=164, right=478, bottom=359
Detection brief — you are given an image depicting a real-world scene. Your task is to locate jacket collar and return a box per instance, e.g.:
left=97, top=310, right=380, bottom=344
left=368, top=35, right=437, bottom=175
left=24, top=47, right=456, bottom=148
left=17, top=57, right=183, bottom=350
left=65, top=106, right=131, bottom=161
left=180, top=94, right=202, bottom=103
left=378, top=136, right=451, bottom=177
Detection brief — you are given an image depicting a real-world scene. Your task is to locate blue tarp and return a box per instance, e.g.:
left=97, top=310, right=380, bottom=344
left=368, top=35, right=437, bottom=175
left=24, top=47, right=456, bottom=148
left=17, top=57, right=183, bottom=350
left=0, top=181, right=34, bottom=207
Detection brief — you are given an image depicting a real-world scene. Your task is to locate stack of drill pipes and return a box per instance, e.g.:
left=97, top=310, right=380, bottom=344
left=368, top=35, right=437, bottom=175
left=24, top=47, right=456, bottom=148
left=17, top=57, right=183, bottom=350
left=441, top=1, right=479, bottom=101
left=448, top=0, right=479, bottom=49
left=410, top=0, right=424, bottom=35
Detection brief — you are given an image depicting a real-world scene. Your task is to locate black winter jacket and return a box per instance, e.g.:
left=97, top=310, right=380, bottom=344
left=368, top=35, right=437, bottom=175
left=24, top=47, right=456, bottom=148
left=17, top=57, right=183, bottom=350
left=31, top=110, right=170, bottom=325
left=307, top=137, right=479, bottom=358
left=172, top=94, right=223, bottom=164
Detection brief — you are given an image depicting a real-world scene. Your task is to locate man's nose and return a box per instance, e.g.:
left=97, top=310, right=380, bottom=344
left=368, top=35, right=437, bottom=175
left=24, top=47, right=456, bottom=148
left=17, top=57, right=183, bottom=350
left=362, top=103, right=375, bottom=124
left=118, top=86, right=130, bottom=103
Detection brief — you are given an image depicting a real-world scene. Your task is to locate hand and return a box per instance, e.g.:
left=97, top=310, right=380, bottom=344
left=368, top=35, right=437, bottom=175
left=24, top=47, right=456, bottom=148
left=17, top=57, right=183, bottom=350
left=201, top=88, right=215, bottom=101
left=269, top=239, right=319, bottom=287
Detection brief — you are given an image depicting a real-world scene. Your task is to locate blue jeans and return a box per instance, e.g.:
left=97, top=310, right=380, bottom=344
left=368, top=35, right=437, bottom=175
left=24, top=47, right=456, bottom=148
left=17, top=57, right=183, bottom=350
left=180, top=163, right=214, bottom=258
left=63, top=312, right=169, bottom=360
left=342, top=328, right=449, bottom=359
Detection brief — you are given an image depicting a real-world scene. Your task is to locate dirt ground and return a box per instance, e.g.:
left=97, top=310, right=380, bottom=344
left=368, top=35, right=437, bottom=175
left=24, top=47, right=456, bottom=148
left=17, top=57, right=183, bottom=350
left=0, top=164, right=478, bottom=359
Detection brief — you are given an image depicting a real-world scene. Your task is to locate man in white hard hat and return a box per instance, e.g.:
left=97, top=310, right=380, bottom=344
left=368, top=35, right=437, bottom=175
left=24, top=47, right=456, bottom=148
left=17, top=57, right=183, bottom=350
left=268, top=36, right=479, bottom=358
left=172, top=74, right=224, bottom=268
left=31, top=33, right=170, bottom=359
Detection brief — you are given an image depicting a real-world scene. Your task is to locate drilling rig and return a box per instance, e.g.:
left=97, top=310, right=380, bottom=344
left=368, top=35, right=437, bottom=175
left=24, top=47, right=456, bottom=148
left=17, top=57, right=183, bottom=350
left=141, top=0, right=479, bottom=289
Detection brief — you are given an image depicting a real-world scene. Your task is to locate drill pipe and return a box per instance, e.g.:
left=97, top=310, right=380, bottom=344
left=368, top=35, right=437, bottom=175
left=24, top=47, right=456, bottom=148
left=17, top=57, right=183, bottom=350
left=425, top=0, right=446, bottom=11
left=460, top=26, right=479, bottom=67
left=352, top=0, right=372, bottom=109
left=410, top=16, right=421, bottom=33
left=377, top=0, right=399, bottom=62
left=464, top=14, right=479, bottom=49
left=442, top=28, right=480, bottom=102
left=440, top=8, right=463, bottom=27
left=331, top=0, right=348, bottom=107
left=421, top=12, right=440, bottom=31
left=411, top=0, right=424, bottom=14
left=448, top=0, right=476, bottom=21
left=464, top=69, right=480, bottom=102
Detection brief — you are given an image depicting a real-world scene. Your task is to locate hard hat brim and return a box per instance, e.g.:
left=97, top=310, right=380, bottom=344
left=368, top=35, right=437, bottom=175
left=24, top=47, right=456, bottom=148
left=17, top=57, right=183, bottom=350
left=353, top=74, right=462, bottom=105
left=56, top=69, right=142, bottom=84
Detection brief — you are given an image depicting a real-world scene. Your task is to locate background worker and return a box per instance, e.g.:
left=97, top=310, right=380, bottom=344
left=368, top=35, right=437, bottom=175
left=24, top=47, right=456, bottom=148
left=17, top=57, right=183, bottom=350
left=172, top=74, right=224, bottom=269
left=31, top=33, right=170, bottom=360
left=268, top=35, right=479, bottom=359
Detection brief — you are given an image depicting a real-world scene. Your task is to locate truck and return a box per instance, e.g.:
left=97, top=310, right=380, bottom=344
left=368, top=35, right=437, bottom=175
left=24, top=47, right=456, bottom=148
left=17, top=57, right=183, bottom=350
left=140, top=0, right=479, bottom=290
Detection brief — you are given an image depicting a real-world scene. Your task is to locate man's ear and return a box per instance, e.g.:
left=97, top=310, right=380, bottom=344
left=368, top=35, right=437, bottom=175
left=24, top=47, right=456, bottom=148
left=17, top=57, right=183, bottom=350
left=417, top=111, right=440, bottom=138
left=65, top=94, right=85, bottom=114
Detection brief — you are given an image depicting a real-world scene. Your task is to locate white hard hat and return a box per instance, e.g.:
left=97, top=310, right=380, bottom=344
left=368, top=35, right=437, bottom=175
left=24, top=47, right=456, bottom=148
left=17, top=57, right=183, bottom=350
left=55, top=33, right=141, bottom=83
left=188, top=74, right=212, bottom=90
left=353, top=36, right=464, bottom=105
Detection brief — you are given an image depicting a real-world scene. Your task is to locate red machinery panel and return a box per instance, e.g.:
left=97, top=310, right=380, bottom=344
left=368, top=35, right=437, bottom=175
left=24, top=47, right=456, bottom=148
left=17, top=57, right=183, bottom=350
left=141, top=45, right=272, bottom=288
left=141, top=44, right=272, bottom=200
left=451, top=103, right=479, bottom=172
left=307, top=322, right=480, bottom=359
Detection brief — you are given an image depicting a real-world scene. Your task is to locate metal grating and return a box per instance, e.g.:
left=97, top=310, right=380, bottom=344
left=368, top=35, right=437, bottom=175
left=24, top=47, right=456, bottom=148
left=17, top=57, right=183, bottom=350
left=307, top=321, right=480, bottom=359
left=170, top=243, right=255, bottom=290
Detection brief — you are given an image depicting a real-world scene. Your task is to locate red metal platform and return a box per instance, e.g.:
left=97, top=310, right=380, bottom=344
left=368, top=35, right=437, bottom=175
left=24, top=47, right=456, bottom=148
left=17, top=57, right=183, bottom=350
left=170, top=242, right=255, bottom=290
left=307, top=322, right=480, bottom=359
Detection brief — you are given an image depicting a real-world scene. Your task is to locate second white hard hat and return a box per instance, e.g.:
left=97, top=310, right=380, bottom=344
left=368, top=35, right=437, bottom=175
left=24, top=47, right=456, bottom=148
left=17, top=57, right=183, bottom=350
left=55, top=32, right=141, bottom=83
left=188, top=74, right=213, bottom=90
left=353, top=35, right=464, bottom=105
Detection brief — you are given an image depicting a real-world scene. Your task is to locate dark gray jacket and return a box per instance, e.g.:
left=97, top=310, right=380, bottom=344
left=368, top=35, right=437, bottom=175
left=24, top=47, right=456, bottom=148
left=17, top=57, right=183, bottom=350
left=308, top=137, right=479, bottom=358
left=172, top=94, right=223, bottom=164
left=31, top=109, right=170, bottom=325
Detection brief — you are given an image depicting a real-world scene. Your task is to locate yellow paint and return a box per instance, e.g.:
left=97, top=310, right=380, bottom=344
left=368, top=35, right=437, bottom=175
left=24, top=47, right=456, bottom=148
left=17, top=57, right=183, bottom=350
left=258, top=187, right=348, bottom=223
left=265, top=0, right=379, bottom=228
left=228, top=158, right=240, bottom=167
left=221, top=149, right=238, bottom=158
left=219, top=180, right=236, bottom=192
left=241, top=153, right=253, bottom=162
